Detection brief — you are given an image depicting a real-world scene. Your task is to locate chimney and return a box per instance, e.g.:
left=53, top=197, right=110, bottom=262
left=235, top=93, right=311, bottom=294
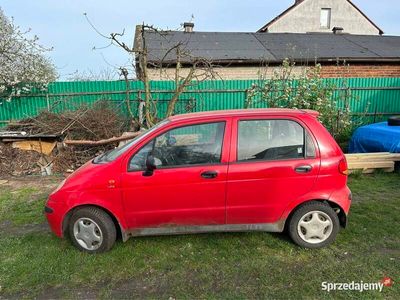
left=183, top=22, right=194, bottom=33
left=332, top=27, right=344, bottom=34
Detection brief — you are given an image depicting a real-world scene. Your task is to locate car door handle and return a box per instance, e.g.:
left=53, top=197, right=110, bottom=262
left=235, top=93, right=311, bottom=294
left=201, top=171, right=218, bottom=179
left=295, top=165, right=312, bottom=173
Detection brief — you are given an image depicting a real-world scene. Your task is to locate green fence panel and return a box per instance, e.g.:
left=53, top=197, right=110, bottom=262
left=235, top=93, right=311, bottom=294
left=1, top=78, right=400, bottom=127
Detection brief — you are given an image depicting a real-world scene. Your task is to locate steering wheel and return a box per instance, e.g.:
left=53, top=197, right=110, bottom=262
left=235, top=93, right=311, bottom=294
left=153, top=147, right=176, bottom=166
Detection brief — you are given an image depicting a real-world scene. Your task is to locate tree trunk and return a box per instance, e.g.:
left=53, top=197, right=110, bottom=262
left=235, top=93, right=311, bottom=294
left=64, top=132, right=141, bottom=146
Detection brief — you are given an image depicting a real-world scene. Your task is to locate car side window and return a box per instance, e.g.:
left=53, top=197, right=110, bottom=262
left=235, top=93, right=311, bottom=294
left=238, top=119, right=308, bottom=161
left=305, top=132, right=316, bottom=158
left=129, top=122, right=226, bottom=171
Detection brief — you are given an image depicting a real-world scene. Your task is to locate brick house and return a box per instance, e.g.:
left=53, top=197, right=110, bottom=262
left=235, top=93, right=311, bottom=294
left=134, top=27, right=400, bottom=80
left=258, top=0, right=384, bottom=35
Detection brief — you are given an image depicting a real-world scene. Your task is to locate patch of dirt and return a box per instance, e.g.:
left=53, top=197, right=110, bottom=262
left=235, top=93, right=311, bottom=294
left=377, top=247, right=400, bottom=258
left=109, top=276, right=173, bottom=299
left=0, top=175, right=62, bottom=191
left=36, top=286, right=98, bottom=300
left=0, top=221, right=50, bottom=237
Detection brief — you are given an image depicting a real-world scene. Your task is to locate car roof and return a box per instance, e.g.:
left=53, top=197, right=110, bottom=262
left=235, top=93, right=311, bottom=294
left=168, top=109, right=319, bottom=121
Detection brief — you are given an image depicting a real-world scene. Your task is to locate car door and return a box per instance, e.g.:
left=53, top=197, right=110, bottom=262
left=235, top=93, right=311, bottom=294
left=120, top=119, right=231, bottom=229
left=226, top=116, right=320, bottom=225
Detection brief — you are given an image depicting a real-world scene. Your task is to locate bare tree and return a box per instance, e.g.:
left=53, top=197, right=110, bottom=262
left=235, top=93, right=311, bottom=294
left=84, top=15, right=218, bottom=128
left=66, top=67, right=118, bottom=81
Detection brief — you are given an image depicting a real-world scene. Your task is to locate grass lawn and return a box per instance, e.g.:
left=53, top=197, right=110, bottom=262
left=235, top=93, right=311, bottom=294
left=0, top=174, right=399, bottom=299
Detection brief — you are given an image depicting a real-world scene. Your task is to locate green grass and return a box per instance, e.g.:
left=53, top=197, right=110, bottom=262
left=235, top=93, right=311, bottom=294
left=0, top=174, right=399, bottom=299
left=0, top=187, right=47, bottom=226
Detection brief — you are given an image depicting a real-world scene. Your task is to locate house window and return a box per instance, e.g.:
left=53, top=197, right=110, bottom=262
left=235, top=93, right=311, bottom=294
left=320, top=8, right=331, bottom=29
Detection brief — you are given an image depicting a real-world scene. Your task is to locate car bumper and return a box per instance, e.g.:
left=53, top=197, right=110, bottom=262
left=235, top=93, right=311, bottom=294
left=45, top=194, right=69, bottom=238
left=329, top=185, right=352, bottom=214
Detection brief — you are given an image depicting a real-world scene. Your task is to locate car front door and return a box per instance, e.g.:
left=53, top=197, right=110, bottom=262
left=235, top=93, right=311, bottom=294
left=121, top=119, right=231, bottom=229
left=226, top=117, right=321, bottom=225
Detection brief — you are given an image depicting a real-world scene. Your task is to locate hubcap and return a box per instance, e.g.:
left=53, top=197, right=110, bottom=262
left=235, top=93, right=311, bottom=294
left=297, top=211, right=333, bottom=244
left=73, top=218, right=103, bottom=251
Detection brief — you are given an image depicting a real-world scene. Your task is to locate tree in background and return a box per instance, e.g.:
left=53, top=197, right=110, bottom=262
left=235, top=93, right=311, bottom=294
left=0, top=8, right=57, bottom=102
left=84, top=13, right=218, bottom=129
left=66, top=68, right=118, bottom=81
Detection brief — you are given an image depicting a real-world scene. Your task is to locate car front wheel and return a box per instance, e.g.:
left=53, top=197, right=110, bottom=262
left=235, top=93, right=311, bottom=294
left=68, top=207, right=116, bottom=253
left=288, top=201, right=340, bottom=248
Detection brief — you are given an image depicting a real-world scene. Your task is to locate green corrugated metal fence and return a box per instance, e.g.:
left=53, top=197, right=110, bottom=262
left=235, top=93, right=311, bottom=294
left=1, top=78, right=400, bottom=127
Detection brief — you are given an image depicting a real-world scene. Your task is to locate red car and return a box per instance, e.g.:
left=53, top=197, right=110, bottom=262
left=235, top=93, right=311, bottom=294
left=45, top=109, right=351, bottom=253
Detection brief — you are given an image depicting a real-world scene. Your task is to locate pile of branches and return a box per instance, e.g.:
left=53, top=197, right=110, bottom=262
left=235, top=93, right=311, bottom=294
left=7, top=101, right=126, bottom=139
left=2, top=101, right=131, bottom=175
left=0, top=142, right=42, bottom=176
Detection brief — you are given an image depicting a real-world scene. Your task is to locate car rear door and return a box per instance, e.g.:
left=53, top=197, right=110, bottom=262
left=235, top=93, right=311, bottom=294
left=226, top=116, right=321, bottom=225
left=120, top=118, right=231, bottom=229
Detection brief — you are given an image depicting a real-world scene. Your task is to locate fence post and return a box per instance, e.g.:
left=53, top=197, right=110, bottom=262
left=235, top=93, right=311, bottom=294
left=138, top=90, right=144, bottom=125
left=46, top=94, right=50, bottom=111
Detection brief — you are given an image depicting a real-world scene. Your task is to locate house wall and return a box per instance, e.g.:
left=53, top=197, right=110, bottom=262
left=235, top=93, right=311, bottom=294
left=148, top=64, right=400, bottom=80
left=267, top=0, right=380, bottom=35
left=320, top=64, right=400, bottom=78
left=148, top=66, right=308, bottom=81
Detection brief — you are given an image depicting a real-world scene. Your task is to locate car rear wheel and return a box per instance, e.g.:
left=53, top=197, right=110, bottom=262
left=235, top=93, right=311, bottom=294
left=68, top=207, right=116, bottom=253
left=288, top=201, right=340, bottom=248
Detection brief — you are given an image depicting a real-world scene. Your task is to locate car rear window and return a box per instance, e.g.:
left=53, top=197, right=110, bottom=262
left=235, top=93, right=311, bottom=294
left=238, top=119, right=314, bottom=161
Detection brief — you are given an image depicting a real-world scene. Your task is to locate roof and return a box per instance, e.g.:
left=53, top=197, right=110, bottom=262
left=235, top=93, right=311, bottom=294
left=138, top=30, right=400, bottom=66
left=168, top=109, right=318, bottom=121
left=257, top=0, right=384, bottom=35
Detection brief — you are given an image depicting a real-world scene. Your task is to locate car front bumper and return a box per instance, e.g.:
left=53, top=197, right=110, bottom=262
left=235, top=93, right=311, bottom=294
left=45, top=193, right=69, bottom=238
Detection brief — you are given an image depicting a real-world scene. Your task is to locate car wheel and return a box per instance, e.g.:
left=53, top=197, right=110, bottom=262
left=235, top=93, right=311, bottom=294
left=288, top=201, right=340, bottom=249
left=68, top=207, right=116, bottom=253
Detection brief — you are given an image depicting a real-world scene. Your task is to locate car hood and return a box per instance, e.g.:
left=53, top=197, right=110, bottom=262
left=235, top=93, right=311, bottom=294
left=61, top=159, right=118, bottom=191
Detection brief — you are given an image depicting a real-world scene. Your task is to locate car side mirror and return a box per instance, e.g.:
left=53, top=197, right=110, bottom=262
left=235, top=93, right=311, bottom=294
left=143, top=154, right=156, bottom=176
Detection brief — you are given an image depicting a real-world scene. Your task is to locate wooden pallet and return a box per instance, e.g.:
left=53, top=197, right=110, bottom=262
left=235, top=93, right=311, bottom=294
left=345, top=152, right=400, bottom=174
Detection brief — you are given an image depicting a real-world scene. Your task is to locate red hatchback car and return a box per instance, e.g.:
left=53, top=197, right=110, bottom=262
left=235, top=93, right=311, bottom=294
left=45, top=109, right=351, bottom=253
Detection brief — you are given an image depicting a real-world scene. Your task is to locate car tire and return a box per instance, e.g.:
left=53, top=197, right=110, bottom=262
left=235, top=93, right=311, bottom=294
left=68, top=206, right=116, bottom=253
left=288, top=201, right=340, bottom=249
left=388, top=116, right=400, bottom=126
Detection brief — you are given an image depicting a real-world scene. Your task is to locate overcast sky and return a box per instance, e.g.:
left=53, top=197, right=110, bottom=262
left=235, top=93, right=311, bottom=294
left=1, top=0, right=399, bottom=80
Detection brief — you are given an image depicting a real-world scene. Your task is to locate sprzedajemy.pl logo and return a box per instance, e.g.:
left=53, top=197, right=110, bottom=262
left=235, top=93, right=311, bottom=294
left=321, top=277, right=394, bottom=293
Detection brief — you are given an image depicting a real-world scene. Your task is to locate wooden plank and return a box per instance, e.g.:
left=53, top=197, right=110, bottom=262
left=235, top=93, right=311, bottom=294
left=346, top=153, right=400, bottom=162
left=348, top=161, right=394, bottom=169
left=349, top=167, right=394, bottom=174
left=346, top=156, right=400, bottom=162
left=346, top=152, right=391, bottom=157
left=12, top=140, right=56, bottom=156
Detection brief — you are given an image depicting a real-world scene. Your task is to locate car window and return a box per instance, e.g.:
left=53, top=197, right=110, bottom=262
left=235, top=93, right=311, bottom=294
left=238, top=119, right=307, bottom=161
left=129, top=122, right=226, bottom=171
left=93, top=119, right=169, bottom=164
left=305, top=132, right=316, bottom=158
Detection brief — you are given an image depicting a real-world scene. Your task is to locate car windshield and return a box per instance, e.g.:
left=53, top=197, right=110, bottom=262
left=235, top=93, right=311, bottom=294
left=93, top=120, right=169, bottom=164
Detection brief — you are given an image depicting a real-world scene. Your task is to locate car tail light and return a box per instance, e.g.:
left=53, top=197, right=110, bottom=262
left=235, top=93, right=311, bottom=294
left=338, top=158, right=349, bottom=175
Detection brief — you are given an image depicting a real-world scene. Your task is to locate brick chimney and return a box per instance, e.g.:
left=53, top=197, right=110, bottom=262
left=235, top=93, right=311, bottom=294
left=332, top=27, right=344, bottom=34
left=183, top=22, right=194, bottom=33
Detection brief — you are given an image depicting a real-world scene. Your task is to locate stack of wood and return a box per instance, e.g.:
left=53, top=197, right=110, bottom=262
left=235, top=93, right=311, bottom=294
left=345, top=152, right=400, bottom=174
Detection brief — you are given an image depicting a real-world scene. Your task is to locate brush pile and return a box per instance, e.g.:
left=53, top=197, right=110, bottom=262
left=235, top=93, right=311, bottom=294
left=0, top=101, right=132, bottom=177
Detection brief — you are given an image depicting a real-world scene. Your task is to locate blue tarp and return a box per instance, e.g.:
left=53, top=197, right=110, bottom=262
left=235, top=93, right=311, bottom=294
left=349, top=122, right=400, bottom=153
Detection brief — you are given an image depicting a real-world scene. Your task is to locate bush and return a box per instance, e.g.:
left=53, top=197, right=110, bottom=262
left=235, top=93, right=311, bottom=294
left=245, top=60, right=354, bottom=140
